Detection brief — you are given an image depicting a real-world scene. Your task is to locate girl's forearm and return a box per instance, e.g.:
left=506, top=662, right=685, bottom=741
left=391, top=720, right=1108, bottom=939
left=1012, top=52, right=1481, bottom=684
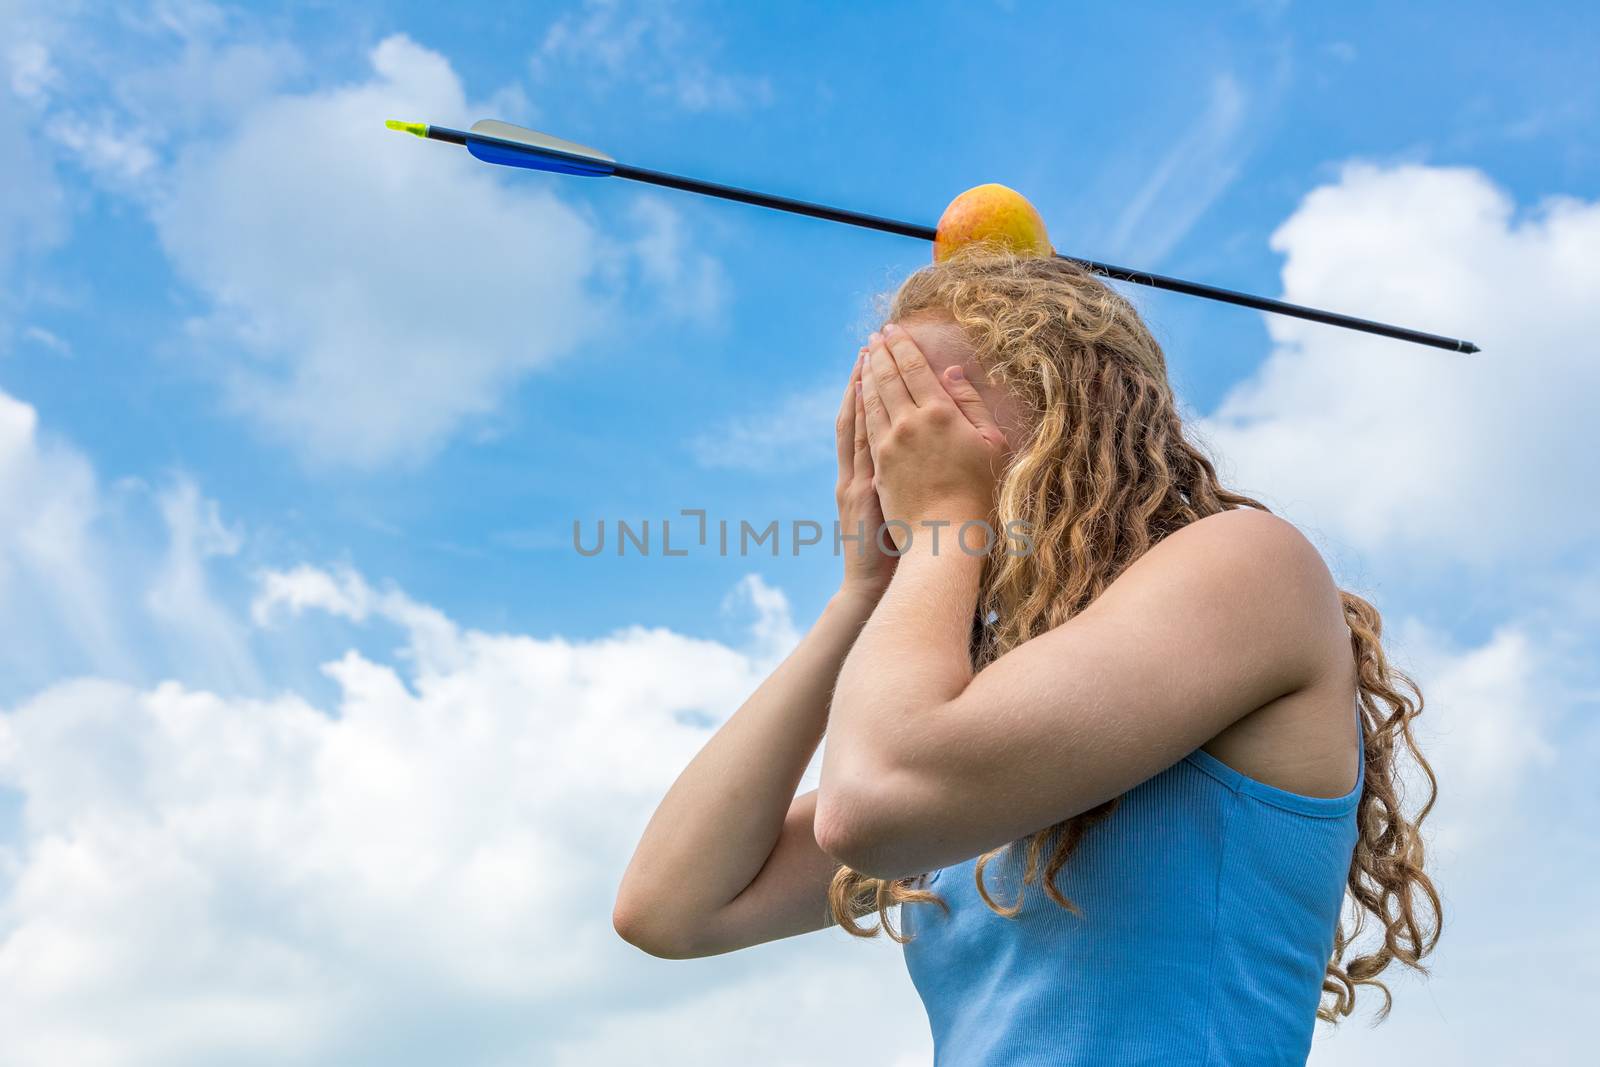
left=824, top=546, right=984, bottom=789
left=614, top=588, right=876, bottom=939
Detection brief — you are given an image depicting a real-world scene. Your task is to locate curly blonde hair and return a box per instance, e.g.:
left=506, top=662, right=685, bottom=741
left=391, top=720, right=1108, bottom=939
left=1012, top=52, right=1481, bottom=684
left=826, top=246, right=1441, bottom=1023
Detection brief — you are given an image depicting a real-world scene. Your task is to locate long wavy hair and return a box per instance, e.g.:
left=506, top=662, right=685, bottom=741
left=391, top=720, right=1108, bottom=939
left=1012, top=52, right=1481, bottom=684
left=825, top=247, right=1441, bottom=1023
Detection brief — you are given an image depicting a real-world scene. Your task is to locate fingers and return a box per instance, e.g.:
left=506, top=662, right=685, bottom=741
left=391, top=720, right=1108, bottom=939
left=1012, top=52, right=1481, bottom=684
left=860, top=354, right=892, bottom=447
left=835, top=350, right=861, bottom=477
left=853, top=372, right=874, bottom=483
left=865, top=330, right=915, bottom=419
left=880, top=322, right=948, bottom=407
left=942, top=365, right=1006, bottom=446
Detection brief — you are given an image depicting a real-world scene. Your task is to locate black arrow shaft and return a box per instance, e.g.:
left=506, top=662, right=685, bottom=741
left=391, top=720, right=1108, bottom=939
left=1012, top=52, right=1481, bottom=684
left=426, top=125, right=1479, bottom=354
left=614, top=161, right=939, bottom=240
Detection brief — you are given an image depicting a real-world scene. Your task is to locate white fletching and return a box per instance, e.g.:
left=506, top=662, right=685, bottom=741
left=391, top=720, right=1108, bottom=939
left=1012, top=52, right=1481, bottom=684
left=468, top=120, right=615, bottom=164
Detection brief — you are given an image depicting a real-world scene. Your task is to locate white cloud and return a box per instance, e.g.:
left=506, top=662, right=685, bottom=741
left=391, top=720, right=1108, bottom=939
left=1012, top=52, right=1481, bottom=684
left=3, top=0, right=304, bottom=194
left=19, top=325, right=71, bottom=356
left=0, top=65, right=64, bottom=316
left=1105, top=73, right=1250, bottom=264
left=1194, top=163, right=1600, bottom=1063
left=1308, top=614, right=1597, bottom=1064
left=4, top=10, right=723, bottom=469
left=0, top=566, right=928, bottom=1065
left=6, top=40, right=57, bottom=101
left=144, top=480, right=262, bottom=695
left=0, top=385, right=260, bottom=702
left=149, top=34, right=718, bottom=468
left=2, top=369, right=1595, bottom=1063
left=541, top=947, right=924, bottom=1067
left=691, top=382, right=839, bottom=472
left=3, top=549, right=1587, bottom=1064
left=627, top=195, right=727, bottom=327
left=1199, top=163, right=1600, bottom=564
left=46, top=111, right=160, bottom=183
left=252, top=562, right=377, bottom=625
left=1309, top=639, right=1597, bottom=1067
left=1396, top=623, right=1557, bottom=843
left=252, top=562, right=466, bottom=674
left=0, top=389, right=130, bottom=688
left=150, top=35, right=601, bottom=467
left=722, top=572, right=802, bottom=661
left=3, top=14, right=1596, bottom=1060
left=531, top=0, right=773, bottom=113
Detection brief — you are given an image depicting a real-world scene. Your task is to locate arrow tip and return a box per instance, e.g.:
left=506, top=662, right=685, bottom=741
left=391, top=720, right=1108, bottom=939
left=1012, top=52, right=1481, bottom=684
left=385, top=119, right=428, bottom=138
left=1461, top=341, right=1481, bottom=354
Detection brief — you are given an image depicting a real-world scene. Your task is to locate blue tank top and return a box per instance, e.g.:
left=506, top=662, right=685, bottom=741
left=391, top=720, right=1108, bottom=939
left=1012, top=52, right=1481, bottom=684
left=901, top=737, right=1363, bottom=1066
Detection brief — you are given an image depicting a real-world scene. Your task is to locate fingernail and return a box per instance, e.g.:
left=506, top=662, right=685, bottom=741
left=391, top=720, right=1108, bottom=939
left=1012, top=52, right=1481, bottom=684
left=882, top=322, right=898, bottom=335
left=868, top=330, right=882, bottom=345
left=948, top=365, right=965, bottom=381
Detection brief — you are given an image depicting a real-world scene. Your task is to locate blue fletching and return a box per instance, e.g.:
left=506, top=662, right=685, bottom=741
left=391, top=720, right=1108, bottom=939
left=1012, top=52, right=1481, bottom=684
left=466, top=136, right=614, bottom=177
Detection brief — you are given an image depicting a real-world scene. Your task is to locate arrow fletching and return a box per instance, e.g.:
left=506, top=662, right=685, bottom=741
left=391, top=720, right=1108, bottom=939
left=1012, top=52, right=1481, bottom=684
left=464, top=120, right=616, bottom=177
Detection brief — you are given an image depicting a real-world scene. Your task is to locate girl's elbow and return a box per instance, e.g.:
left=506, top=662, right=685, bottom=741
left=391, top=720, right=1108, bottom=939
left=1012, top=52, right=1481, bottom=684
left=814, top=784, right=896, bottom=875
left=611, top=899, right=705, bottom=960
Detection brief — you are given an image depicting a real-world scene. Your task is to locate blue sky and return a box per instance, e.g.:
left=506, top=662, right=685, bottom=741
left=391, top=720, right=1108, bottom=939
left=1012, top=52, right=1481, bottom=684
left=1, top=2, right=1597, bottom=1064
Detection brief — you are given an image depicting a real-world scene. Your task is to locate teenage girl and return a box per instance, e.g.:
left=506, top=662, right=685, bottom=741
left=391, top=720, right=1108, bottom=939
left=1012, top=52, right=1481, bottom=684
left=614, top=250, right=1440, bottom=1066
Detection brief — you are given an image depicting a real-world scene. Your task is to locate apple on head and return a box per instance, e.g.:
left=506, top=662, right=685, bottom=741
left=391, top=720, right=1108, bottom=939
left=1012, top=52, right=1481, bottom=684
left=932, top=183, right=1053, bottom=263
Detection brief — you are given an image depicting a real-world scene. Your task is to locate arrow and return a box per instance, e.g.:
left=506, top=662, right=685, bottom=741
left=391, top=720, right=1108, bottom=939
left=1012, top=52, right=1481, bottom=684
left=386, top=119, right=1479, bottom=354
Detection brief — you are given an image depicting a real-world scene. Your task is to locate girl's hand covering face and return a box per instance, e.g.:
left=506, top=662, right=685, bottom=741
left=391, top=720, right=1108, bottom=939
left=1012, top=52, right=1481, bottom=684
left=860, top=322, right=1009, bottom=551
left=835, top=348, right=897, bottom=599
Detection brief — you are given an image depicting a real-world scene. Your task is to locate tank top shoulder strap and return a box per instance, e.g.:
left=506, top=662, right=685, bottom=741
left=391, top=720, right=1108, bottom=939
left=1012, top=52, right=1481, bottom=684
left=1182, top=701, right=1364, bottom=818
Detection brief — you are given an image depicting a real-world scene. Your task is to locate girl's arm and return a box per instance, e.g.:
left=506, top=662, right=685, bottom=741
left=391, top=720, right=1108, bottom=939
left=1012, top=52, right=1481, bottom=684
left=816, top=326, right=1349, bottom=880
left=612, top=351, right=891, bottom=959
left=612, top=591, right=871, bottom=958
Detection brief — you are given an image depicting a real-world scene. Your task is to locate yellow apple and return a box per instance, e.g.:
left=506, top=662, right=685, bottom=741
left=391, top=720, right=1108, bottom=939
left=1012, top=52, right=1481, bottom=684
left=932, top=183, right=1053, bottom=263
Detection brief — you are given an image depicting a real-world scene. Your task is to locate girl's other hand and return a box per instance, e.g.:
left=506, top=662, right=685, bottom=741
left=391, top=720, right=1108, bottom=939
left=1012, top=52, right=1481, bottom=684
left=835, top=348, right=896, bottom=602
left=860, top=323, right=1008, bottom=551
